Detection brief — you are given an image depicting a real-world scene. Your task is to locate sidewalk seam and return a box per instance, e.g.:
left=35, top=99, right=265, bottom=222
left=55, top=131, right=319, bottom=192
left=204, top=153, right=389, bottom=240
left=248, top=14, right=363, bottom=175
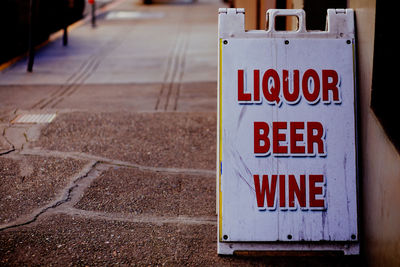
left=21, top=148, right=215, bottom=177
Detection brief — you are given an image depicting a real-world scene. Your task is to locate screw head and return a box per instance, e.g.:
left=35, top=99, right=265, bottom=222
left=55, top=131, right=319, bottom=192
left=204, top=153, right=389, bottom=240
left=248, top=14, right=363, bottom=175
left=223, top=40, right=228, bottom=45
left=284, top=40, right=289, bottom=45
left=223, top=235, right=228, bottom=240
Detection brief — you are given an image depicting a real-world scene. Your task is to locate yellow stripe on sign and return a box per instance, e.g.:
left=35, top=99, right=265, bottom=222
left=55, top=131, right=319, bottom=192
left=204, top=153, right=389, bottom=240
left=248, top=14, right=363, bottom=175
left=218, top=38, right=223, bottom=241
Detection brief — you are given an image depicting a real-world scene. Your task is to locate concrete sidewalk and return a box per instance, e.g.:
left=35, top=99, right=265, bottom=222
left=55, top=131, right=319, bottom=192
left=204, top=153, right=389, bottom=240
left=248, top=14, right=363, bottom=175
left=0, top=0, right=360, bottom=265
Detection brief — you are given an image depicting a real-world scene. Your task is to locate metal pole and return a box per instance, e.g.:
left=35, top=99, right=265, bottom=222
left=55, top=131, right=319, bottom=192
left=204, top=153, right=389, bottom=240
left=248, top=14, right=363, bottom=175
left=27, top=0, right=36, bottom=72
left=63, top=0, right=68, bottom=46
left=91, top=1, right=96, bottom=28
left=63, top=26, right=68, bottom=46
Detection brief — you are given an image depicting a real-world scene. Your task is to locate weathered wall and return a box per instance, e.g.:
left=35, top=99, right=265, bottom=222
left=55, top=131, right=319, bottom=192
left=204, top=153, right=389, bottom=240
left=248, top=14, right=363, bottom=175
left=347, top=0, right=400, bottom=266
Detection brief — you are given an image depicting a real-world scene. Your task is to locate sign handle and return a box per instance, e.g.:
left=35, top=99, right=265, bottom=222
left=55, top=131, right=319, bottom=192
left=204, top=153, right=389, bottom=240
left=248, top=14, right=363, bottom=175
left=266, top=9, right=307, bottom=33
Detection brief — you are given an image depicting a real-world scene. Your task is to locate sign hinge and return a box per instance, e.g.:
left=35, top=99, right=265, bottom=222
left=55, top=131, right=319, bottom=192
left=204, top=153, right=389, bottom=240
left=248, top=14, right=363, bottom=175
left=218, top=8, right=245, bottom=15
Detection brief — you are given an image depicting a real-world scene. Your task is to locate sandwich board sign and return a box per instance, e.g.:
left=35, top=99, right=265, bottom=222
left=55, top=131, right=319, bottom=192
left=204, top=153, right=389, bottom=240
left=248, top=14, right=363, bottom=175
left=217, top=8, right=359, bottom=255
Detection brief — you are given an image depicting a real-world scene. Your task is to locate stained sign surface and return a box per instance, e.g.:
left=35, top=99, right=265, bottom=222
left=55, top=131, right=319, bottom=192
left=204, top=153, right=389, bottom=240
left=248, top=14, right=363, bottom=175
left=217, top=8, right=359, bottom=254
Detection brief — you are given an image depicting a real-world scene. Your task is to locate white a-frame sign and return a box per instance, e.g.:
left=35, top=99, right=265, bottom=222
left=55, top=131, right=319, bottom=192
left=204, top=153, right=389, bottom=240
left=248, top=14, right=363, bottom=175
left=217, top=8, right=359, bottom=255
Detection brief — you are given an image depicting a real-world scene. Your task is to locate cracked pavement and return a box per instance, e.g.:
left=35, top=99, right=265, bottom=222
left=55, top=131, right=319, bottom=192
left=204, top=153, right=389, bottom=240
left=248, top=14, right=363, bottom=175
left=0, top=0, right=360, bottom=265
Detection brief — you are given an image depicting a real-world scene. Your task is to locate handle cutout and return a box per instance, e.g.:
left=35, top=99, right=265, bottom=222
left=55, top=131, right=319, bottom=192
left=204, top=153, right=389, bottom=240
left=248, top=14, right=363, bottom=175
left=266, top=9, right=306, bottom=33
left=275, top=15, right=299, bottom=31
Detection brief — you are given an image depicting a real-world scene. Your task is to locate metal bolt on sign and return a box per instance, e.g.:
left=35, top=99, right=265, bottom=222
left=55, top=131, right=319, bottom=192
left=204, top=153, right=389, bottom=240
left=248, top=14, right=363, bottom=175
left=217, top=8, right=359, bottom=255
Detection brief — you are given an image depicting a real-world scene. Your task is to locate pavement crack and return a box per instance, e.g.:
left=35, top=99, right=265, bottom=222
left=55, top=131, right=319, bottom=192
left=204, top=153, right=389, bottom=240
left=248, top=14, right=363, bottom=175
left=0, top=185, right=78, bottom=232
left=1, top=126, right=16, bottom=155
left=0, top=148, right=16, bottom=156
left=0, top=160, right=105, bottom=232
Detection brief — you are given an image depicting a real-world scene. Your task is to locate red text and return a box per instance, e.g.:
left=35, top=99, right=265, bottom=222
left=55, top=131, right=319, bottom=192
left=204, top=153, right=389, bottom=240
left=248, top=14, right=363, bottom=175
left=253, top=174, right=326, bottom=210
left=237, top=69, right=341, bottom=105
left=254, top=121, right=326, bottom=157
